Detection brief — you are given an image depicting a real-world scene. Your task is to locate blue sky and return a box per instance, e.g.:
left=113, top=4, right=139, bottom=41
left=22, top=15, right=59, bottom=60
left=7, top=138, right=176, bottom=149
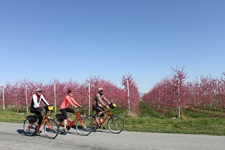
left=0, top=0, right=224, bottom=93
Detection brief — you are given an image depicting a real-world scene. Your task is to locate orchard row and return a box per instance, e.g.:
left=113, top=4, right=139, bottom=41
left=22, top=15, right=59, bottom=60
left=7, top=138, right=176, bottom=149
left=0, top=75, right=139, bottom=111
left=143, top=68, right=225, bottom=114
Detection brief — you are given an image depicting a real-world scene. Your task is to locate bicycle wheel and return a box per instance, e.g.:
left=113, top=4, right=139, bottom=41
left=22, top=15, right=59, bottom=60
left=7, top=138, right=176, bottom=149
left=43, top=119, right=59, bottom=139
left=86, top=115, right=98, bottom=131
left=75, top=117, right=93, bottom=136
left=23, top=118, right=37, bottom=136
left=54, top=118, right=65, bottom=134
left=107, top=115, right=124, bottom=134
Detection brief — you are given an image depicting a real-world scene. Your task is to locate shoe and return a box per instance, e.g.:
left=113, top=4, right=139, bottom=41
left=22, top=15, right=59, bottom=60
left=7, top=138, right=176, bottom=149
left=35, top=130, right=42, bottom=135
left=97, top=124, right=101, bottom=128
left=30, top=123, right=38, bottom=129
left=30, top=124, right=36, bottom=129
left=101, top=126, right=106, bottom=130
left=61, top=129, right=67, bottom=135
left=66, top=125, right=71, bottom=131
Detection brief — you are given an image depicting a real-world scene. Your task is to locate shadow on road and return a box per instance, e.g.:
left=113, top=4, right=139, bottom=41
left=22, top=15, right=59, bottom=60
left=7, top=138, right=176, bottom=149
left=17, top=129, right=46, bottom=138
left=17, top=129, right=26, bottom=136
left=92, top=129, right=111, bottom=133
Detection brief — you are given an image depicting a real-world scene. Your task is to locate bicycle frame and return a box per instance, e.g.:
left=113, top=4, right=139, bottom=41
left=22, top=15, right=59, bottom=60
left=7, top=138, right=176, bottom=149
left=89, top=108, right=124, bottom=134
left=68, top=111, right=82, bottom=127
left=55, top=109, right=92, bottom=136
left=36, top=110, right=52, bottom=131
left=57, top=111, right=82, bottom=128
left=24, top=105, right=59, bottom=139
left=91, top=109, right=113, bottom=126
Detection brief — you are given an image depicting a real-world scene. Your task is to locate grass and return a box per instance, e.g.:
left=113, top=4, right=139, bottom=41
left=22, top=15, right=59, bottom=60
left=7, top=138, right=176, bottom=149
left=0, top=108, right=26, bottom=123
left=1, top=102, right=225, bottom=136
left=123, top=117, right=225, bottom=135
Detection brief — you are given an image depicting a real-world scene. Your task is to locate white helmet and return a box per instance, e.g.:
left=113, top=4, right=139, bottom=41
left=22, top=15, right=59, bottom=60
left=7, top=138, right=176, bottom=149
left=36, top=88, right=43, bottom=92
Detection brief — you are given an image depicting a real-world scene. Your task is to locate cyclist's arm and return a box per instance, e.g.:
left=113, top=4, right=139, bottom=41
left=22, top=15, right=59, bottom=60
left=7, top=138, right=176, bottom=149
left=71, top=97, right=81, bottom=107
left=65, top=96, right=80, bottom=108
left=96, top=94, right=108, bottom=107
left=64, top=96, right=76, bottom=107
left=41, top=95, right=50, bottom=106
left=102, top=95, right=111, bottom=105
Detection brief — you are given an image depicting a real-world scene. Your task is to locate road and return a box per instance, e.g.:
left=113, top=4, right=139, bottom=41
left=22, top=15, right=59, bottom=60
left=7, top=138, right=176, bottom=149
left=1, top=122, right=225, bottom=150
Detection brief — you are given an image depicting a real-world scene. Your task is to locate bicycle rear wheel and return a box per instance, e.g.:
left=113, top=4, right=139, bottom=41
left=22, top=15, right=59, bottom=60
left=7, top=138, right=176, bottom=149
left=23, top=118, right=37, bottom=136
left=75, top=117, right=92, bottom=136
left=107, top=115, right=124, bottom=134
left=43, top=119, right=59, bottom=139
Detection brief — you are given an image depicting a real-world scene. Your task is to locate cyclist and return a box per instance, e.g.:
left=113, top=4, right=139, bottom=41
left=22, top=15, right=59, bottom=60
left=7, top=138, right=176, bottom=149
left=92, top=87, right=111, bottom=128
left=30, top=88, right=50, bottom=130
left=59, top=90, right=82, bottom=134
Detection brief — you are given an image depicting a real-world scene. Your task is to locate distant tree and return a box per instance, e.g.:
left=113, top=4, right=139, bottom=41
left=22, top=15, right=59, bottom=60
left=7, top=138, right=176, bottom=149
left=122, top=74, right=140, bottom=112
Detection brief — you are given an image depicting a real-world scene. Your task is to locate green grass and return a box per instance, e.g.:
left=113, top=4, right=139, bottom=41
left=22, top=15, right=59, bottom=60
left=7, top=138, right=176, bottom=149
left=123, top=117, right=225, bottom=135
left=1, top=102, right=225, bottom=136
left=0, top=108, right=27, bottom=123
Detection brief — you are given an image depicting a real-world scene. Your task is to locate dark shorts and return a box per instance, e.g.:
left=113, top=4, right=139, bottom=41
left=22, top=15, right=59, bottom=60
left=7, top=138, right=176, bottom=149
left=92, top=105, right=105, bottom=117
left=30, top=107, right=42, bottom=116
left=92, top=105, right=104, bottom=112
left=60, top=108, right=75, bottom=119
left=30, top=107, right=43, bottom=125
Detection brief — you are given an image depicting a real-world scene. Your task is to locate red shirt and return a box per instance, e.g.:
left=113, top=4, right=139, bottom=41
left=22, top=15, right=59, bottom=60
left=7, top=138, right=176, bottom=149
left=60, top=95, right=79, bottom=109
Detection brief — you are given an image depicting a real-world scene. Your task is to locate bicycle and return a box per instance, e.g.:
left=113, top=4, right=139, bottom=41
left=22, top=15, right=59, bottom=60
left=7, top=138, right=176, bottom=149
left=54, top=107, right=92, bottom=136
left=87, top=103, right=124, bottom=134
left=23, top=105, right=59, bottom=139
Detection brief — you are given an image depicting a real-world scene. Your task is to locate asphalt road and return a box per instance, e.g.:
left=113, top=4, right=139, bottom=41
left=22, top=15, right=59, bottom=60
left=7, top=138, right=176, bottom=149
left=1, top=122, right=225, bottom=150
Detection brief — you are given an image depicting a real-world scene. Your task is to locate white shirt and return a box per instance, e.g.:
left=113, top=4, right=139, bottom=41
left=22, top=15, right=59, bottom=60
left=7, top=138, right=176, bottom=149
left=31, top=94, right=49, bottom=108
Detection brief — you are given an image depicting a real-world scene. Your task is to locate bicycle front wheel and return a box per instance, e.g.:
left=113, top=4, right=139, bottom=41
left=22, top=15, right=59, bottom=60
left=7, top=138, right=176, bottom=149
left=23, top=118, right=36, bottom=136
left=107, top=115, right=124, bottom=134
left=75, top=117, right=93, bottom=136
left=54, top=118, right=65, bottom=134
left=43, top=119, right=59, bottom=139
left=86, top=115, right=98, bottom=132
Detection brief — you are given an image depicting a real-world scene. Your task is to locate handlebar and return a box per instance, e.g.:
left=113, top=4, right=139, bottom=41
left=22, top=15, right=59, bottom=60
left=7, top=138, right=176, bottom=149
left=76, top=106, right=82, bottom=109
left=43, top=105, right=54, bottom=111
left=42, top=105, right=54, bottom=116
left=109, top=103, right=117, bottom=109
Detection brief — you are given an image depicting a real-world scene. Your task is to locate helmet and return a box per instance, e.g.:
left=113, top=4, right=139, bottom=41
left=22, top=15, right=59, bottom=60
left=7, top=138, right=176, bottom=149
left=98, top=87, right=104, bottom=92
left=36, top=88, right=43, bottom=92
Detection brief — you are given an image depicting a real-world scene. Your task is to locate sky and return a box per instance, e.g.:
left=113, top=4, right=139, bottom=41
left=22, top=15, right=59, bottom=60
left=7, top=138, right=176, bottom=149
left=0, top=0, right=225, bottom=93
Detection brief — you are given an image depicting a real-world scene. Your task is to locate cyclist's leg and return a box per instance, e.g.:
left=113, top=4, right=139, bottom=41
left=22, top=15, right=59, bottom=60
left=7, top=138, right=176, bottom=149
left=36, top=108, right=43, bottom=126
left=60, top=109, right=68, bottom=133
left=30, top=107, right=43, bottom=134
left=95, top=106, right=104, bottom=127
left=30, top=107, right=41, bottom=126
left=65, top=107, right=75, bottom=113
left=99, top=112, right=105, bottom=128
left=65, top=107, right=75, bottom=121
